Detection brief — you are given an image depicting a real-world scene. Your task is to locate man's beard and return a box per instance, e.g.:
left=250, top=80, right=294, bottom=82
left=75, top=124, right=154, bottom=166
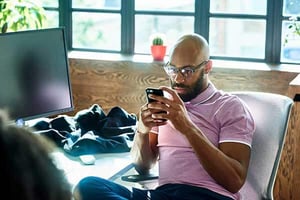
left=171, top=70, right=205, bottom=102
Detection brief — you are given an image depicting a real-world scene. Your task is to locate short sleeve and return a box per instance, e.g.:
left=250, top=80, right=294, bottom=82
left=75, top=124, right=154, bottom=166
left=218, top=96, right=255, bottom=147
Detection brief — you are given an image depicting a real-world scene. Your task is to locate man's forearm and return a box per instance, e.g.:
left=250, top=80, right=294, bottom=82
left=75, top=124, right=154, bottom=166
left=130, top=131, right=157, bottom=174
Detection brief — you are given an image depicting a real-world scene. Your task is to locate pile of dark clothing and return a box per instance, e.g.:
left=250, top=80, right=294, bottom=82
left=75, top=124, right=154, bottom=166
left=32, top=104, right=137, bottom=156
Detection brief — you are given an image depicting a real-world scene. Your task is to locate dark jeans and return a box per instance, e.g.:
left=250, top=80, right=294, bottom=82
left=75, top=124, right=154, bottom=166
left=76, top=176, right=234, bottom=200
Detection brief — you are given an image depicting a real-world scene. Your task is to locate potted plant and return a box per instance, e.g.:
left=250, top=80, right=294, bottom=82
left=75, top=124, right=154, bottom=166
left=150, top=33, right=167, bottom=61
left=0, top=0, right=47, bottom=33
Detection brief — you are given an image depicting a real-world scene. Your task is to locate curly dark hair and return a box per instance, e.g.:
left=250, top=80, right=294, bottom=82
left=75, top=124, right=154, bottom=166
left=0, top=111, right=71, bottom=200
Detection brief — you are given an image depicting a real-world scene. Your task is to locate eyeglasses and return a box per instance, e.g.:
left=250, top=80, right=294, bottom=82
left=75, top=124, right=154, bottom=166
left=163, top=60, right=209, bottom=79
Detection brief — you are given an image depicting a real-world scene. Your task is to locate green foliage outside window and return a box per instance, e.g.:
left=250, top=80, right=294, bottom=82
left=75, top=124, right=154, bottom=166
left=284, top=16, right=300, bottom=45
left=0, top=0, right=47, bottom=33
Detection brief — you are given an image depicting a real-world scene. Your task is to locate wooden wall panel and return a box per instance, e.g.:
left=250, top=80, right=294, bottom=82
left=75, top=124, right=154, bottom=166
left=67, top=58, right=300, bottom=200
left=68, top=59, right=297, bottom=114
left=68, top=59, right=169, bottom=114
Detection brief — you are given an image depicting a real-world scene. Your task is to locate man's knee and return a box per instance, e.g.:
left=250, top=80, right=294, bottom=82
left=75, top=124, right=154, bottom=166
left=73, top=176, right=132, bottom=200
left=72, top=176, right=106, bottom=199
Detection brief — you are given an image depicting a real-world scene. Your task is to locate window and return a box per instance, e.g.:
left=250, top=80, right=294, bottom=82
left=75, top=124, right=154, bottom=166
left=41, top=0, right=59, bottom=28
left=41, top=0, right=300, bottom=64
left=72, top=0, right=121, bottom=51
left=281, top=0, right=300, bottom=63
left=135, top=0, right=194, bottom=55
left=209, top=0, right=267, bottom=60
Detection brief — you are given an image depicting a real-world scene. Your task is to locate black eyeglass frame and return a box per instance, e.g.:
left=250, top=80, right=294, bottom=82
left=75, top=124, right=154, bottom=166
left=163, top=60, right=209, bottom=79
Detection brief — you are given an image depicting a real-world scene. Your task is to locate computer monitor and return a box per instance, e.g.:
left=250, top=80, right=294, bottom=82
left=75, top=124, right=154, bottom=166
left=0, top=27, right=74, bottom=124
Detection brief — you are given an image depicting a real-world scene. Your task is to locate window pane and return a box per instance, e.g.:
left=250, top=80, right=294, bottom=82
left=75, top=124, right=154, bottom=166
left=73, top=0, right=121, bottom=9
left=283, top=0, right=300, bottom=16
left=41, top=0, right=58, bottom=7
left=72, top=12, right=121, bottom=50
left=44, top=11, right=59, bottom=28
left=135, top=0, right=194, bottom=12
left=210, top=0, right=267, bottom=15
left=135, top=15, right=193, bottom=54
left=209, top=18, right=266, bottom=58
left=281, top=20, right=300, bottom=63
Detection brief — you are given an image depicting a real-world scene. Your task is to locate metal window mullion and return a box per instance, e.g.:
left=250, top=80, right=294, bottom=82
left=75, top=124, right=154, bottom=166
left=43, top=7, right=57, bottom=11
left=210, top=13, right=266, bottom=19
left=121, top=0, right=134, bottom=54
left=195, top=0, right=210, bottom=40
left=275, top=0, right=284, bottom=64
left=265, top=0, right=283, bottom=63
left=71, top=8, right=120, bottom=13
left=134, top=10, right=193, bottom=16
left=59, top=0, right=72, bottom=50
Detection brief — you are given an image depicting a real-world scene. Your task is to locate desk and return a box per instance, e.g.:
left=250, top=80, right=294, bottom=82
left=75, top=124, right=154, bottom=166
left=51, top=151, right=133, bottom=187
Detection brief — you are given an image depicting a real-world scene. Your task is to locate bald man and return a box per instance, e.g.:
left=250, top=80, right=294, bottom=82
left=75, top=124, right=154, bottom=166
left=74, top=34, right=255, bottom=200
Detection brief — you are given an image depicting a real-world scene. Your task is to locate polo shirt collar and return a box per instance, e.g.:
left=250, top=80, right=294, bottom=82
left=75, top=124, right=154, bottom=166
left=184, top=82, right=218, bottom=106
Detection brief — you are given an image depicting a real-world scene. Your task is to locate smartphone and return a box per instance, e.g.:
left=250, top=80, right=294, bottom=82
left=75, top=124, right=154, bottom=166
left=145, top=88, right=167, bottom=120
left=145, top=88, right=164, bottom=103
left=121, top=174, right=159, bottom=182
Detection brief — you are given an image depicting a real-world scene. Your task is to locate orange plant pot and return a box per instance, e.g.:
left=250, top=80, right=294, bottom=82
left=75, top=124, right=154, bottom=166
left=151, top=45, right=167, bottom=61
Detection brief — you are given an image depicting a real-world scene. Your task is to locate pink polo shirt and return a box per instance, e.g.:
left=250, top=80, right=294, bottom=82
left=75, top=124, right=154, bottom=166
left=153, top=83, right=255, bottom=200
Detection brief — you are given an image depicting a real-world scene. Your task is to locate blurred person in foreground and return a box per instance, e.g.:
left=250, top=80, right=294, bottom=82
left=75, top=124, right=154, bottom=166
left=0, top=110, right=72, bottom=200
left=73, top=33, right=255, bottom=200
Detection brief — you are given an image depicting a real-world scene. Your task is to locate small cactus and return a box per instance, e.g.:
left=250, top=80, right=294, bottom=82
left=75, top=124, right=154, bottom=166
left=150, top=33, right=165, bottom=46
left=152, top=37, right=164, bottom=45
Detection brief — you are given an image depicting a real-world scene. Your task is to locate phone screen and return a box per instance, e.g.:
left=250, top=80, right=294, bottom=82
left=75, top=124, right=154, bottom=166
left=145, top=88, right=164, bottom=103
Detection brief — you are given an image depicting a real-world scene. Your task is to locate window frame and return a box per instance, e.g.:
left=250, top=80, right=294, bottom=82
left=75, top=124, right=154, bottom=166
left=43, top=0, right=296, bottom=65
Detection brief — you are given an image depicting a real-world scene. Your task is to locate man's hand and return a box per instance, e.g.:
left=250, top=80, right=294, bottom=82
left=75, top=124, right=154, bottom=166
left=146, top=86, right=194, bottom=134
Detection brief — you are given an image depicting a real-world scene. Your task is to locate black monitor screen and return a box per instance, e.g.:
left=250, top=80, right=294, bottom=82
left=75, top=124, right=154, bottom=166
left=0, top=28, right=74, bottom=122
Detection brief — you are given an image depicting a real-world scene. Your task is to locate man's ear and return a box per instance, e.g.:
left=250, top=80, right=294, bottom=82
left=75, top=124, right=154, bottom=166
left=204, top=60, right=212, bottom=74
